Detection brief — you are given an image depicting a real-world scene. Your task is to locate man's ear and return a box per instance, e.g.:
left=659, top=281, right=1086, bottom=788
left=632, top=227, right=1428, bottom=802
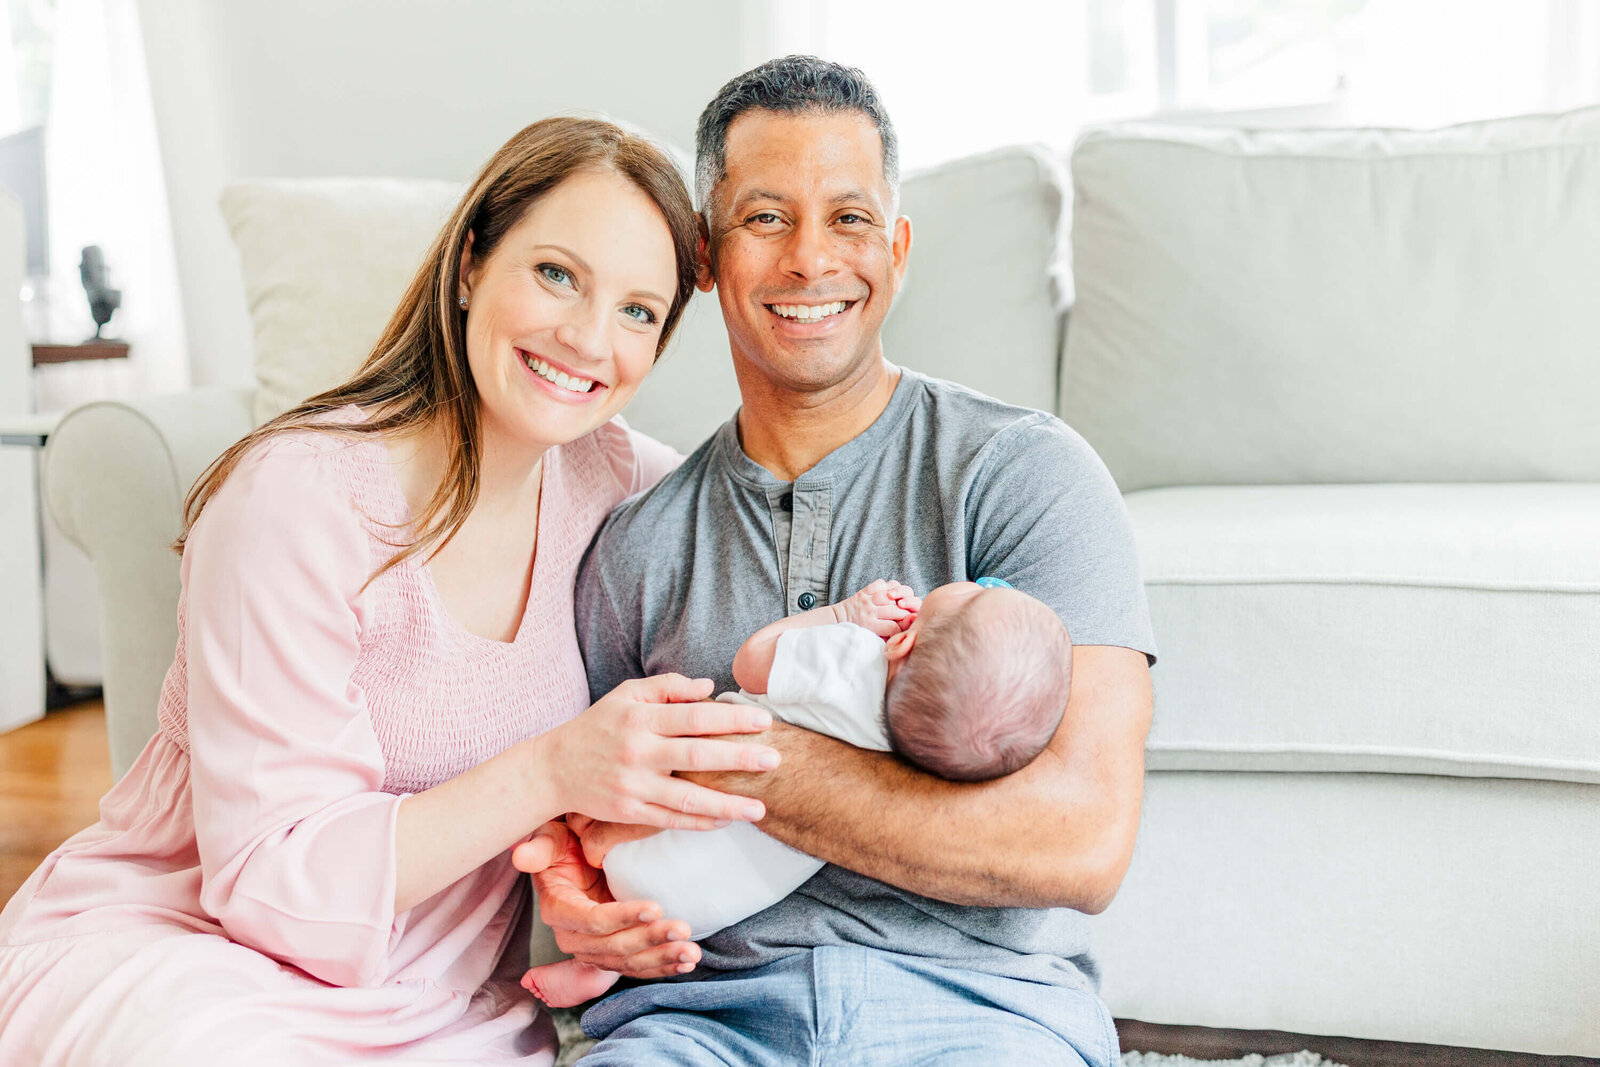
left=695, top=213, right=715, bottom=293
left=458, top=230, right=477, bottom=304
left=890, top=215, right=912, bottom=284
left=885, top=628, right=916, bottom=662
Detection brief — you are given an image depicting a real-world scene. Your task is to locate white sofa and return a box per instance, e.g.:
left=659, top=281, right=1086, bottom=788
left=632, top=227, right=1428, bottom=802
left=42, top=8, right=1600, bottom=1053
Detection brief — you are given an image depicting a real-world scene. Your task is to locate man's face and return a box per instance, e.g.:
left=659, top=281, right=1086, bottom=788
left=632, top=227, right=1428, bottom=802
left=701, top=109, right=911, bottom=396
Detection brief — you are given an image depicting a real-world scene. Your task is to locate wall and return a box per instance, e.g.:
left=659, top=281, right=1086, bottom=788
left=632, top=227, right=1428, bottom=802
left=136, top=0, right=762, bottom=388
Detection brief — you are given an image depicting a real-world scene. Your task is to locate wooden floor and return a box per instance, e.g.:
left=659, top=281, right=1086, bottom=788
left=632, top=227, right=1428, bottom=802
left=0, top=700, right=111, bottom=905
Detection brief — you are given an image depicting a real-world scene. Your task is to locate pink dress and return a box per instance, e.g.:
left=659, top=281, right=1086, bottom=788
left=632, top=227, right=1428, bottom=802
left=0, top=410, right=679, bottom=1065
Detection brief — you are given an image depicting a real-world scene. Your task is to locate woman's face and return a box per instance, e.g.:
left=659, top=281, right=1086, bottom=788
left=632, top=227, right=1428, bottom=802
left=459, top=168, right=678, bottom=454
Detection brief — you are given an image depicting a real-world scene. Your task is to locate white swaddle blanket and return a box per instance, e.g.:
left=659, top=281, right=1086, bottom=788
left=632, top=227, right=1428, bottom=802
left=603, top=623, right=891, bottom=939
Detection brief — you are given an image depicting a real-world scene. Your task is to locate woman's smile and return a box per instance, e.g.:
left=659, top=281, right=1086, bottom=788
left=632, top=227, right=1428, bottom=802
left=517, top=347, right=606, bottom=403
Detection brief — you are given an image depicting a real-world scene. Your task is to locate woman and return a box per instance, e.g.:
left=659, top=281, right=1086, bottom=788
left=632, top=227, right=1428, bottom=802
left=0, top=117, right=776, bottom=1065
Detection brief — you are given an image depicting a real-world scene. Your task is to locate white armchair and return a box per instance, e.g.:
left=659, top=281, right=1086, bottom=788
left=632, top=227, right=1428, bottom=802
left=0, top=192, right=44, bottom=734
left=44, top=387, right=252, bottom=772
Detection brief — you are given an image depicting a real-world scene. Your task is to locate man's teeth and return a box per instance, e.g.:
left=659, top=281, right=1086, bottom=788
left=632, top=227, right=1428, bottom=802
left=769, top=301, right=848, bottom=321
left=521, top=352, right=596, bottom=393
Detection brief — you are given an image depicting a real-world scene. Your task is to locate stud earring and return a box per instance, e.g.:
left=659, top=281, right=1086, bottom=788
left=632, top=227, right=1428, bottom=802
left=458, top=296, right=468, bottom=310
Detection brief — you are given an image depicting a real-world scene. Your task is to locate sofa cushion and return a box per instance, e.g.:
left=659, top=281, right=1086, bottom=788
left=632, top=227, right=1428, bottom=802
left=1129, top=483, right=1600, bottom=784
left=1061, top=106, right=1600, bottom=491
left=220, top=144, right=1066, bottom=450
left=221, top=179, right=461, bottom=427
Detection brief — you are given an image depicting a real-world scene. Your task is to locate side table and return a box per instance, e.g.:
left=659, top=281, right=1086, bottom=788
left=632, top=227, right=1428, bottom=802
left=32, top=340, right=130, bottom=367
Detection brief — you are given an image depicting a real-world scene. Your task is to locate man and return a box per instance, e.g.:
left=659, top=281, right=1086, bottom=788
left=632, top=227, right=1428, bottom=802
left=520, top=56, right=1156, bottom=1064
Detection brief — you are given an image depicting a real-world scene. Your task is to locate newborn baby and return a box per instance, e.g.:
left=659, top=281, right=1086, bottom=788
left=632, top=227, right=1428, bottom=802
left=521, top=578, right=1073, bottom=1007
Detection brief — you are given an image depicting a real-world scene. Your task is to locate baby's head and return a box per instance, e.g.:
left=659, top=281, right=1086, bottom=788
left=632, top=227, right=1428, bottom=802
left=883, top=582, right=1072, bottom=782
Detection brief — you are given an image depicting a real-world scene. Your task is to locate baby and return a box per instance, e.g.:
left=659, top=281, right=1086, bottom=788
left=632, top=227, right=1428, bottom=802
left=521, top=578, right=1073, bottom=1006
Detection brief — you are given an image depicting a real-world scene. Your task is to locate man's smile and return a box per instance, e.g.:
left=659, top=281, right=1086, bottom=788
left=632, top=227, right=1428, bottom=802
left=764, top=300, right=855, bottom=322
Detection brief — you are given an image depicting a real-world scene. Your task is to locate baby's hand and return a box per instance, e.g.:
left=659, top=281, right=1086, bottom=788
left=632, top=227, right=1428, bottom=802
left=835, top=580, right=917, bottom=638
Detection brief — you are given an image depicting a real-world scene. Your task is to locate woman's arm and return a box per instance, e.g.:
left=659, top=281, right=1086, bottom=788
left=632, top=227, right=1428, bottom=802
left=185, top=440, right=779, bottom=984
left=393, top=675, right=777, bottom=912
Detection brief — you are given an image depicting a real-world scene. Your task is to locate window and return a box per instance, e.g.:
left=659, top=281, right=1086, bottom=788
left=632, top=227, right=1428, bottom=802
left=769, top=0, right=1600, bottom=169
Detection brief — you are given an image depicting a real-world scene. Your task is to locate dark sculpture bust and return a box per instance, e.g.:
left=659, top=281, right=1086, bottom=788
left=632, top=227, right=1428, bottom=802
left=78, top=245, right=121, bottom=339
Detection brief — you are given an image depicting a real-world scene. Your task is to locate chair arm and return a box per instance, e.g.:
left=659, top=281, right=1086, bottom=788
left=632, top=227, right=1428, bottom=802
left=43, top=387, right=256, bottom=778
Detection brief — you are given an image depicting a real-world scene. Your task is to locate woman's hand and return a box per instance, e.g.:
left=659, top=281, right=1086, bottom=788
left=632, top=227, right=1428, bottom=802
left=531, top=673, right=779, bottom=831
left=513, top=821, right=702, bottom=979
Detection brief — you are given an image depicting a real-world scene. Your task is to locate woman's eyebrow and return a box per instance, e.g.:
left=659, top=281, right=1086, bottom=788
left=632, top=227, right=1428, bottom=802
left=532, top=244, right=591, bottom=273
left=627, top=286, right=670, bottom=306
left=536, top=243, right=666, bottom=306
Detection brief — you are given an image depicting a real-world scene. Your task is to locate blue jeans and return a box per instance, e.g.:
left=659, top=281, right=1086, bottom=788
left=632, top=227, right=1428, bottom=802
left=578, top=946, right=1119, bottom=1066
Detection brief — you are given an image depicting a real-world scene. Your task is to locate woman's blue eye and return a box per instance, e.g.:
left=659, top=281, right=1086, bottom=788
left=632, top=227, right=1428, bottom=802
left=623, top=304, right=658, bottom=325
left=539, top=263, right=574, bottom=286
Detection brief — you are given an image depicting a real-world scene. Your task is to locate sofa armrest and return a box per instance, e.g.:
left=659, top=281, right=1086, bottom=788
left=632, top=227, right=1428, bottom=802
left=43, top=387, right=255, bottom=779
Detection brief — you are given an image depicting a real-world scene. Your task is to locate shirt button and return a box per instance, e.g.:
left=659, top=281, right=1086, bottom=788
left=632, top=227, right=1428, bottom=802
left=798, top=592, right=817, bottom=610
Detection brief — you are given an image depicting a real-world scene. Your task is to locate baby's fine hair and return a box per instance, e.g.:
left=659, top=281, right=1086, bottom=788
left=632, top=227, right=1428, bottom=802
left=884, top=589, right=1072, bottom=782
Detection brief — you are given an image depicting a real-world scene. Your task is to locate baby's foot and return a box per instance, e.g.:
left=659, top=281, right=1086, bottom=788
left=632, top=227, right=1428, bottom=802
left=520, top=960, right=621, bottom=1008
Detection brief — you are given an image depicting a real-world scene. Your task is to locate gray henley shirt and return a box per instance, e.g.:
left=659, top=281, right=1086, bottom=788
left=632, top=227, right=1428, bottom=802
left=575, top=368, right=1157, bottom=991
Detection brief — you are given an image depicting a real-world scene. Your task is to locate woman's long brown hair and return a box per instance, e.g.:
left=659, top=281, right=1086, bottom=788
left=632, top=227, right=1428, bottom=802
left=176, top=117, right=700, bottom=582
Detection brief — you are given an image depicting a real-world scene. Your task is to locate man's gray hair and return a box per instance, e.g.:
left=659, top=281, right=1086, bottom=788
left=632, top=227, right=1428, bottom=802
left=695, top=54, right=900, bottom=217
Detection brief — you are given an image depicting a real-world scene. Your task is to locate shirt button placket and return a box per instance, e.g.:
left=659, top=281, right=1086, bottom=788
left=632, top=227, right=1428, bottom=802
left=786, top=486, right=831, bottom=616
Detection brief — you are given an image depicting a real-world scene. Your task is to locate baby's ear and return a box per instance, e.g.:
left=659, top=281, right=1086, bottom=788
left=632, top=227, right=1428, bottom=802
left=885, top=629, right=916, bottom=661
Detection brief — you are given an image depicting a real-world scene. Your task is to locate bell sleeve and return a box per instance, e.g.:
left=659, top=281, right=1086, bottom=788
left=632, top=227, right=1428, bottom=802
left=182, top=437, right=404, bottom=988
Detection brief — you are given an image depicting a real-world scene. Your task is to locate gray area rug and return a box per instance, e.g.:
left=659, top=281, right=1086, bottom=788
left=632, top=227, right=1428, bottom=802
left=552, top=1009, right=1348, bottom=1066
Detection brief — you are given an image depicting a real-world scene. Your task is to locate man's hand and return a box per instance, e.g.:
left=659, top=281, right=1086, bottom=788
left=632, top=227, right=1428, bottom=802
left=834, top=579, right=919, bottom=636
left=511, top=820, right=701, bottom=979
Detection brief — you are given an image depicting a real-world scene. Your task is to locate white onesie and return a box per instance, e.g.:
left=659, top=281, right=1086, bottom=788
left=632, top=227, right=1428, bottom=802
left=601, top=622, right=891, bottom=939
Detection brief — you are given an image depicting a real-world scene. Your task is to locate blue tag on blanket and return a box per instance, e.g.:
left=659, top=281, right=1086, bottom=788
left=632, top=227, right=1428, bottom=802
left=974, top=576, right=1012, bottom=589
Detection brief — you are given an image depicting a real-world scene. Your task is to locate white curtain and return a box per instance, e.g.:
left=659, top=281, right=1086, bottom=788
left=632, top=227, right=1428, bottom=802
left=22, top=0, right=185, bottom=692
left=32, top=0, right=186, bottom=415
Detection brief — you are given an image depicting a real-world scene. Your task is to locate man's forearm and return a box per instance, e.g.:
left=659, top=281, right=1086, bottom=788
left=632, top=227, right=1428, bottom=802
left=693, top=644, right=1154, bottom=912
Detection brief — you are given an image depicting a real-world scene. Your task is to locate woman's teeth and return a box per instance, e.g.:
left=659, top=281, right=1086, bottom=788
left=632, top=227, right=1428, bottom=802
left=768, top=301, right=848, bottom=321
left=521, top=352, right=597, bottom=393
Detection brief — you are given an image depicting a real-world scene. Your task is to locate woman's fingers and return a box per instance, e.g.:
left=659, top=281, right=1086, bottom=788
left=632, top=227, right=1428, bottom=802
left=623, top=673, right=715, bottom=705
left=622, top=787, right=765, bottom=828
left=538, top=882, right=661, bottom=936
left=645, top=775, right=766, bottom=823
left=510, top=820, right=570, bottom=874
left=555, top=917, right=693, bottom=961
left=651, top=700, right=771, bottom=737
left=573, top=820, right=661, bottom=869
left=510, top=836, right=558, bottom=875
left=573, top=937, right=703, bottom=979
left=651, top=736, right=779, bottom=775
